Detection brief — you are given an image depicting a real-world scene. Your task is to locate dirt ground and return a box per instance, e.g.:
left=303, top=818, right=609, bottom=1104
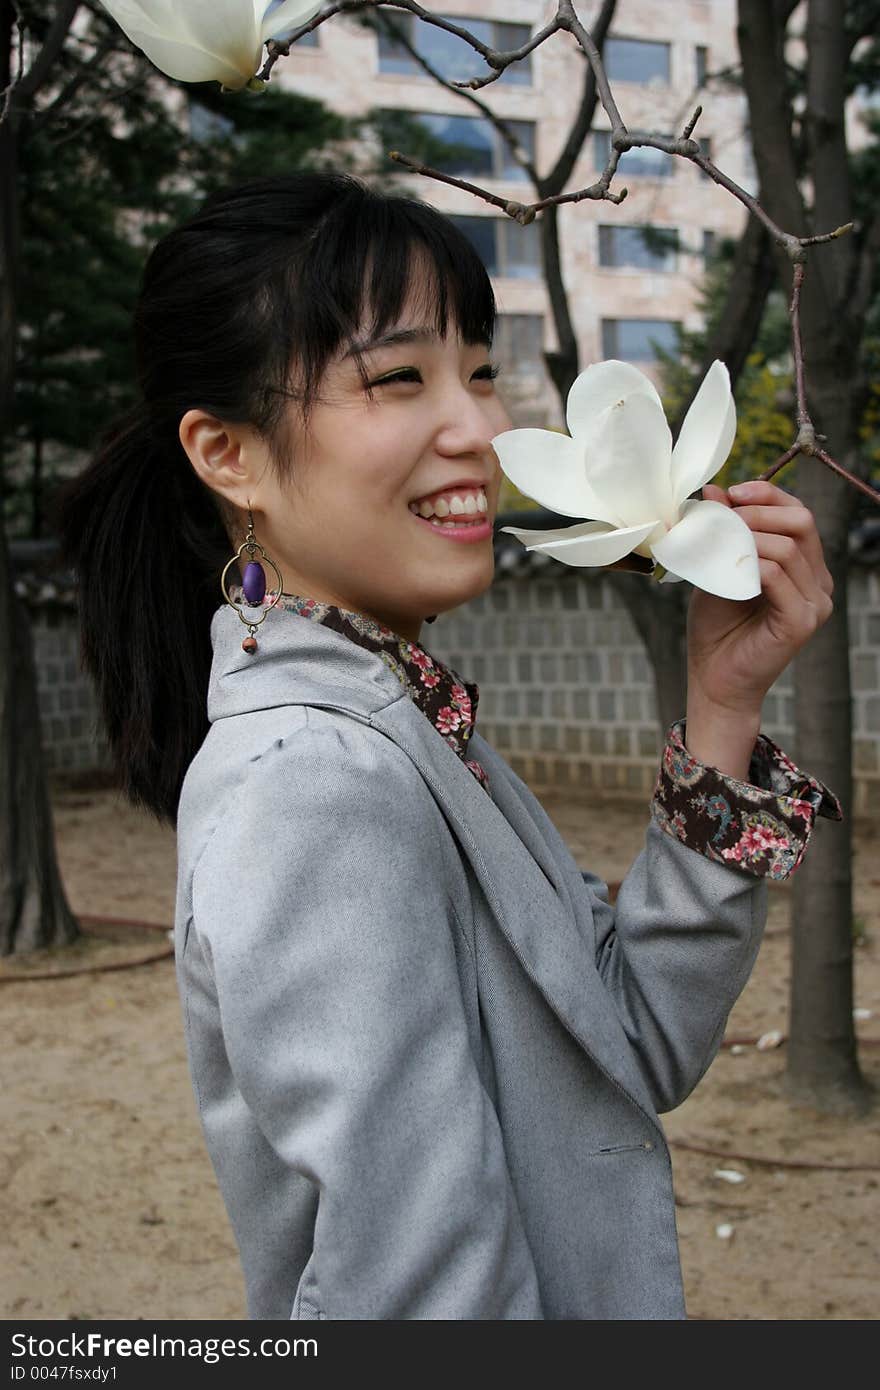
left=1, top=777, right=877, bottom=1322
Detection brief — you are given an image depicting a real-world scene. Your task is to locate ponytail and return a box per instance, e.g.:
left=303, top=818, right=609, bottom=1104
left=53, top=405, right=230, bottom=828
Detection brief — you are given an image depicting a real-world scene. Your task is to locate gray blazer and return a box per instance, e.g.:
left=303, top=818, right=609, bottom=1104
left=174, top=601, right=769, bottom=1320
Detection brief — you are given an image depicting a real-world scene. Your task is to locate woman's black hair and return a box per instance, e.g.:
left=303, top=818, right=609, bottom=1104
left=53, top=170, right=497, bottom=828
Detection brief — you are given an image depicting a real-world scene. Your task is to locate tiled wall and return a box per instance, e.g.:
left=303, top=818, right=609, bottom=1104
left=29, top=565, right=880, bottom=816
left=425, top=566, right=879, bottom=819
left=31, top=606, right=112, bottom=775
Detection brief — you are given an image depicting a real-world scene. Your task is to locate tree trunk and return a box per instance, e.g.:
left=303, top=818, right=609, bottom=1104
left=1, top=1, right=80, bottom=956
left=0, top=524, right=80, bottom=956
left=32, top=419, right=43, bottom=538
left=605, top=569, right=688, bottom=731
left=539, top=199, right=580, bottom=407
left=737, top=0, right=872, bottom=1113
left=786, top=405, right=872, bottom=1113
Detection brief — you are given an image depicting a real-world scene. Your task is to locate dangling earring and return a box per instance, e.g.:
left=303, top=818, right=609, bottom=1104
left=220, top=499, right=284, bottom=654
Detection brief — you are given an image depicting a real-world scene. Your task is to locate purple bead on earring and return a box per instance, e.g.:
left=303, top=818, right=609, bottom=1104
left=242, top=559, right=267, bottom=605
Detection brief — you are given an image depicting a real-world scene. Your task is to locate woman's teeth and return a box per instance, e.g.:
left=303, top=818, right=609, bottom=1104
left=408, top=489, right=489, bottom=521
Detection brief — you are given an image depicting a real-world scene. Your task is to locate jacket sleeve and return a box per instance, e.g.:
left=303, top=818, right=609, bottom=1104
left=585, top=718, right=843, bottom=1115
left=190, top=715, right=543, bottom=1320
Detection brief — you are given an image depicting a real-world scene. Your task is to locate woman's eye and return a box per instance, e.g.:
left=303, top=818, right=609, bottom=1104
left=372, top=369, right=421, bottom=385
left=475, top=364, right=503, bottom=383
left=371, top=363, right=503, bottom=387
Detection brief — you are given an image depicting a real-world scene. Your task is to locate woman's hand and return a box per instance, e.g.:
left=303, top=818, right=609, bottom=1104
left=686, top=479, right=835, bottom=720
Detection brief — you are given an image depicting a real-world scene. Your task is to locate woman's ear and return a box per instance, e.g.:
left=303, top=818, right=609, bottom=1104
left=178, top=408, right=255, bottom=505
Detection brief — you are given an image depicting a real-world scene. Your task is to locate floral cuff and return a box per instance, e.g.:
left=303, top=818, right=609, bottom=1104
left=650, top=718, right=844, bottom=882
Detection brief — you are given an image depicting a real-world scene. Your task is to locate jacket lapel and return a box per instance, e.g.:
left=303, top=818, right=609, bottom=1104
left=369, top=696, right=661, bottom=1125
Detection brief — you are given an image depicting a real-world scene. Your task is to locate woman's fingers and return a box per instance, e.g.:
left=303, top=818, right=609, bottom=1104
left=756, top=550, right=832, bottom=643
left=750, top=530, right=834, bottom=614
left=704, top=480, right=834, bottom=598
left=753, top=531, right=834, bottom=627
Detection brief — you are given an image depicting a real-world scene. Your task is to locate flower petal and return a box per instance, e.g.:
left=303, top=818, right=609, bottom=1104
left=119, top=28, right=256, bottom=83
left=96, top=1, right=187, bottom=43
left=97, top=0, right=260, bottom=84
left=651, top=499, right=761, bottom=599
left=670, top=359, right=737, bottom=506
left=500, top=519, right=615, bottom=545
left=658, top=569, right=685, bottom=583
left=491, top=427, right=620, bottom=525
left=566, top=359, right=664, bottom=440
left=586, top=393, right=676, bottom=529
left=501, top=519, right=659, bottom=568
left=261, top=0, right=325, bottom=42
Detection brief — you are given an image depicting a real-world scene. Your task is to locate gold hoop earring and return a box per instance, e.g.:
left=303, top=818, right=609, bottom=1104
left=220, top=499, right=284, bottom=654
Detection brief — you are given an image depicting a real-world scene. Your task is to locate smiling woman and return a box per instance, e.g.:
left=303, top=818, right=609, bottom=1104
left=52, top=169, right=841, bottom=1324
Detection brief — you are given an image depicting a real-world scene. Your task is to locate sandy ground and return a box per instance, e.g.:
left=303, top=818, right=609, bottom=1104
left=0, top=777, right=877, bottom=1322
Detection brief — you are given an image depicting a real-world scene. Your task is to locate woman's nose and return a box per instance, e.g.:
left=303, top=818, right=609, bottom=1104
left=436, top=380, right=506, bottom=452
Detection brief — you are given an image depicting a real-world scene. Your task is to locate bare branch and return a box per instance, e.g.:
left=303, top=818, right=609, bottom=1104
left=383, top=152, right=545, bottom=218
left=757, top=262, right=879, bottom=503
left=682, top=105, right=702, bottom=140
left=257, top=0, right=559, bottom=88
left=543, top=0, right=616, bottom=193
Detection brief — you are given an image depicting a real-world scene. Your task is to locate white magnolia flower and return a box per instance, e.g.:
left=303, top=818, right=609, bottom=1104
left=96, top=1, right=324, bottom=91
left=492, top=358, right=761, bottom=600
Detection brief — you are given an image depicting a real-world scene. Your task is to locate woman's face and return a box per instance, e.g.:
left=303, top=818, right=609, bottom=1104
left=196, top=275, right=513, bottom=646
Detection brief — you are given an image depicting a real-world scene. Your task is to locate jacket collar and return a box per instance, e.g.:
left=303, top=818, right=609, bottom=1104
left=207, top=598, right=664, bottom=1133
left=219, top=587, right=489, bottom=789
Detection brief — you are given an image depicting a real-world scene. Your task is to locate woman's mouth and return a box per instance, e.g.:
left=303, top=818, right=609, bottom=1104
left=409, top=510, right=493, bottom=543
left=408, top=489, right=493, bottom=543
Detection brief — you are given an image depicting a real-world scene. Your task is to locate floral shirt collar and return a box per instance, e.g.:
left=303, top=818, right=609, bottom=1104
left=232, top=585, right=491, bottom=793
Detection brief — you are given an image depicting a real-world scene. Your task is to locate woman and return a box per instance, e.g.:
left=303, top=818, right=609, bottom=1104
left=55, top=170, right=842, bottom=1320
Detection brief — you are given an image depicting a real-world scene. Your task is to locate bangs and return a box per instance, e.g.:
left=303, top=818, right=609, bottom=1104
left=285, top=177, right=498, bottom=421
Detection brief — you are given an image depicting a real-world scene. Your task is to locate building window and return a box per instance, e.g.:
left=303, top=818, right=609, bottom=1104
left=377, top=14, right=532, bottom=86
left=695, top=44, right=708, bottom=87
left=598, top=224, right=678, bottom=271
left=449, top=213, right=541, bottom=278
left=702, top=229, right=717, bottom=262
left=604, top=37, right=670, bottom=85
left=493, top=313, right=545, bottom=377
left=381, top=109, right=535, bottom=182
left=601, top=318, right=681, bottom=362
left=264, top=0, right=318, bottom=43
left=594, top=129, right=674, bottom=178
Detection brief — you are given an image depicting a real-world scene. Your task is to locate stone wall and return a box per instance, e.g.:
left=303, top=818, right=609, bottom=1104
left=424, top=564, right=880, bottom=820
left=30, top=604, right=112, bottom=776
left=24, top=562, right=880, bottom=817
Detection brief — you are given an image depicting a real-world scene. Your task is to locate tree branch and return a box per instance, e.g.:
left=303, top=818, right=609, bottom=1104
left=543, top=0, right=616, bottom=194
left=3, top=0, right=80, bottom=115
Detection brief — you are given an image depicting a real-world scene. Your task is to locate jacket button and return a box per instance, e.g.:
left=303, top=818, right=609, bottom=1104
left=644, top=1140, right=654, bottom=1151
